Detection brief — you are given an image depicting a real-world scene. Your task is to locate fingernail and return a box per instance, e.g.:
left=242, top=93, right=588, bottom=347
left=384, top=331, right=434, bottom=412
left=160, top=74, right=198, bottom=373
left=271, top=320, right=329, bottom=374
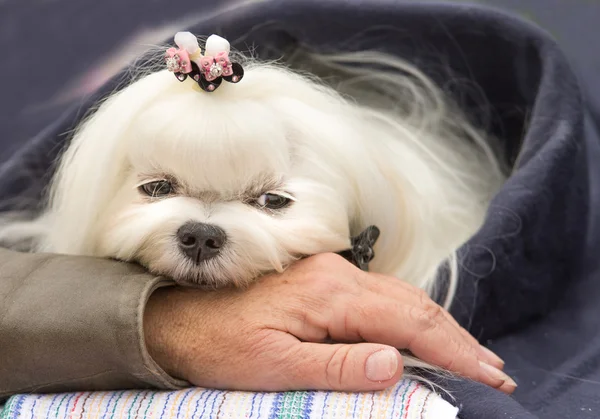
left=366, top=349, right=398, bottom=382
left=479, top=361, right=517, bottom=388
left=479, top=345, right=505, bottom=368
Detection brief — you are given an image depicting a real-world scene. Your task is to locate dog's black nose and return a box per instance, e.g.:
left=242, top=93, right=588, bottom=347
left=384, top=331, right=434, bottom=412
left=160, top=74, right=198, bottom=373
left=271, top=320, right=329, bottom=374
left=177, top=222, right=226, bottom=264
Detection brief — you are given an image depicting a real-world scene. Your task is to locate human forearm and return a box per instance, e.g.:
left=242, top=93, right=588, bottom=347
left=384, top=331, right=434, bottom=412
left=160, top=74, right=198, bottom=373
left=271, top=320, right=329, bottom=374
left=0, top=248, right=186, bottom=398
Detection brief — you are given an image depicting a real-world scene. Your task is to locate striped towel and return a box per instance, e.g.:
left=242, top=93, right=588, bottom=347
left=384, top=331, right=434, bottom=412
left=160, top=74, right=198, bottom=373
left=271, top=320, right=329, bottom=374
left=0, top=379, right=457, bottom=419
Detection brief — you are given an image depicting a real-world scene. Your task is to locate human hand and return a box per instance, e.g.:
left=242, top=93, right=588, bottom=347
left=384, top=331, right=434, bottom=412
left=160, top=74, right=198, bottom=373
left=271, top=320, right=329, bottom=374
left=144, top=253, right=515, bottom=394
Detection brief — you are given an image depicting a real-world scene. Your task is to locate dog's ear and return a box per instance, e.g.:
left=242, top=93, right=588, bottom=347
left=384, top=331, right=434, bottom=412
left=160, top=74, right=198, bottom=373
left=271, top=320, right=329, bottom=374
left=43, top=72, right=176, bottom=253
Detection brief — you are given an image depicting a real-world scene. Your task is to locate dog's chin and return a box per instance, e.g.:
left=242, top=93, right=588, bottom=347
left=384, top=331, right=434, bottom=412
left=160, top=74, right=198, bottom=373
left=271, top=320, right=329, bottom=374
left=140, top=253, right=265, bottom=290
left=172, top=275, right=239, bottom=290
left=172, top=268, right=255, bottom=290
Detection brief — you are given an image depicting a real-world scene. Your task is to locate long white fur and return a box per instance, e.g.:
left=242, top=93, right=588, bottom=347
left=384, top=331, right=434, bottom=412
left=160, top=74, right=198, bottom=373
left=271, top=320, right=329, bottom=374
left=0, top=45, right=505, bottom=310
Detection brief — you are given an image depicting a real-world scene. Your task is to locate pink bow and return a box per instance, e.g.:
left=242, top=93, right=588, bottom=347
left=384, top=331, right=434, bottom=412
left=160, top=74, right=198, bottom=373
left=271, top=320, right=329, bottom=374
left=200, top=51, right=233, bottom=81
left=165, top=48, right=192, bottom=74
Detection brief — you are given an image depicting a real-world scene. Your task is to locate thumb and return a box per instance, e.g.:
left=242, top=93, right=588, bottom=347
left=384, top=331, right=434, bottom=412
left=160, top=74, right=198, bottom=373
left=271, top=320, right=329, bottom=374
left=283, top=342, right=404, bottom=392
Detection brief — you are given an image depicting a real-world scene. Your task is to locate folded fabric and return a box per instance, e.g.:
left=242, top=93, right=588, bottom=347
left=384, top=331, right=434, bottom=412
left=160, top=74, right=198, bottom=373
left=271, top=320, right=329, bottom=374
left=0, top=379, right=457, bottom=419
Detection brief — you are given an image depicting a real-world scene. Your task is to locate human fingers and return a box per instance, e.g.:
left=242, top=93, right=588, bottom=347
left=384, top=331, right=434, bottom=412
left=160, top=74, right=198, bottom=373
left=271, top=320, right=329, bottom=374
left=364, top=272, right=505, bottom=370
left=332, top=292, right=516, bottom=393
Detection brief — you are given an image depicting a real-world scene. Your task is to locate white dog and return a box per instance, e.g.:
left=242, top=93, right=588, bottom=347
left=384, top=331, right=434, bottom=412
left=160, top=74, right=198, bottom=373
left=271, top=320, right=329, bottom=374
left=0, top=33, right=505, bottom=309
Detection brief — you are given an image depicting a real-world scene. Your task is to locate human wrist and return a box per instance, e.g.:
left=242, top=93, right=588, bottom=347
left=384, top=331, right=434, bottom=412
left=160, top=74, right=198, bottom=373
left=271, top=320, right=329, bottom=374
left=143, top=286, right=189, bottom=380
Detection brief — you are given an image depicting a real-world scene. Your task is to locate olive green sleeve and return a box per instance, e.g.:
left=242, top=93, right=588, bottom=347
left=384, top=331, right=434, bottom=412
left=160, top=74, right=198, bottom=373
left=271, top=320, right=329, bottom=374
left=0, top=247, right=188, bottom=398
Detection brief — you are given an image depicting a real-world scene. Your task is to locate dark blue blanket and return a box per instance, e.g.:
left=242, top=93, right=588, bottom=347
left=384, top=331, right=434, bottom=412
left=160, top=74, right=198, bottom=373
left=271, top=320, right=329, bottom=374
left=2, top=2, right=599, bottom=418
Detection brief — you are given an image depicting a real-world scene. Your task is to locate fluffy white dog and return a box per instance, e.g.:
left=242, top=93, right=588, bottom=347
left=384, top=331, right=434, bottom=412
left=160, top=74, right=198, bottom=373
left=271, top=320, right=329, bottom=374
left=0, top=33, right=505, bottom=309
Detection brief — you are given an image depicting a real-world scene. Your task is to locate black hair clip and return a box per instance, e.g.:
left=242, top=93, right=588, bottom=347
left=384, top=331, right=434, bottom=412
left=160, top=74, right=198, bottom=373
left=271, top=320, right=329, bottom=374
left=337, top=225, right=381, bottom=271
left=165, top=32, right=244, bottom=92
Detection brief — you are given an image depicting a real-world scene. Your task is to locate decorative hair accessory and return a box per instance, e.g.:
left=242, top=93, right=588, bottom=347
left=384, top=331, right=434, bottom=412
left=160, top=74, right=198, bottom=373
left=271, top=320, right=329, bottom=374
left=337, top=225, right=381, bottom=271
left=165, top=32, right=244, bottom=92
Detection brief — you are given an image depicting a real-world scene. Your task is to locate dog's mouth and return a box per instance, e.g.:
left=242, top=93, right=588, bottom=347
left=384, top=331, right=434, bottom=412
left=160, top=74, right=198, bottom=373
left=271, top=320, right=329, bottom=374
left=174, top=275, right=237, bottom=290
left=182, top=278, right=214, bottom=289
left=171, top=258, right=240, bottom=290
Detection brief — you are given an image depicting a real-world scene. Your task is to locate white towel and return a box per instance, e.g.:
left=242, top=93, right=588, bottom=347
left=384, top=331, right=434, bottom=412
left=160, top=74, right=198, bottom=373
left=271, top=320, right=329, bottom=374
left=1, top=378, right=458, bottom=419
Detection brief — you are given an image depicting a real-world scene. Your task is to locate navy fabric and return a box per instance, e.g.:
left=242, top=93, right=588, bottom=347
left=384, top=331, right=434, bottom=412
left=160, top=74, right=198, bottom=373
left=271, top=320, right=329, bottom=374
left=1, top=1, right=599, bottom=418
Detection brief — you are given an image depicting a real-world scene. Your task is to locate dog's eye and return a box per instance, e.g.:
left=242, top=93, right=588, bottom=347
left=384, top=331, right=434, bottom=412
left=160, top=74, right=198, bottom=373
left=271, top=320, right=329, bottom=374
left=139, top=180, right=173, bottom=197
left=256, top=192, right=294, bottom=210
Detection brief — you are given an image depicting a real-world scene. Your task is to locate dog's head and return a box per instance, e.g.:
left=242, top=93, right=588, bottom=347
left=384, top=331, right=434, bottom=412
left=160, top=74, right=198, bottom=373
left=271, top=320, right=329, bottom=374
left=45, top=66, right=373, bottom=287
